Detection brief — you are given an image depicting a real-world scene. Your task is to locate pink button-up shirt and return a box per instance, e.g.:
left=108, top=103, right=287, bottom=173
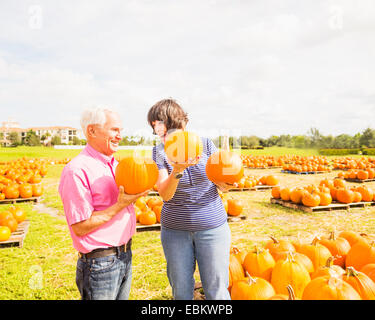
left=58, top=144, right=135, bottom=253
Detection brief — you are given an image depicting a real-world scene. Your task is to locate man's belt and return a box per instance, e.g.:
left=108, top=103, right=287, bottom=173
left=78, top=239, right=132, bottom=260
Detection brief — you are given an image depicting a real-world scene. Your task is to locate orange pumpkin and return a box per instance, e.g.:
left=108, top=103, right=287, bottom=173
left=4, top=185, right=19, bottom=199
left=297, top=237, right=332, bottom=270
left=346, top=240, right=375, bottom=271
left=19, top=183, right=33, bottom=198
left=336, top=188, right=354, bottom=204
left=310, top=256, right=345, bottom=279
left=138, top=209, right=157, bottom=225
left=206, top=150, right=244, bottom=185
left=243, top=246, right=275, bottom=282
left=343, top=267, right=375, bottom=300
left=270, top=253, right=311, bottom=299
left=115, top=153, right=159, bottom=195
left=231, top=272, right=275, bottom=300
left=280, top=188, right=291, bottom=201
left=302, top=192, right=320, bottom=207
left=265, top=236, right=296, bottom=259
left=164, top=130, right=203, bottom=164
left=290, top=188, right=305, bottom=204
left=32, top=184, right=43, bottom=197
left=265, top=175, right=278, bottom=186
left=227, top=198, right=243, bottom=216
left=317, top=231, right=351, bottom=268
left=302, top=275, right=361, bottom=300
left=360, top=264, right=375, bottom=283
left=271, top=186, right=281, bottom=199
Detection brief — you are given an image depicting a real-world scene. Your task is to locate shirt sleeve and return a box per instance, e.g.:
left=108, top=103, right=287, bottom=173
left=206, top=138, right=218, bottom=158
left=152, top=144, right=168, bottom=170
left=58, top=167, right=94, bottom=226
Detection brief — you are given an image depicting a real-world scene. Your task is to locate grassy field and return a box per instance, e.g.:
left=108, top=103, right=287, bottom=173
left=1, top=146, right=375, bottom=300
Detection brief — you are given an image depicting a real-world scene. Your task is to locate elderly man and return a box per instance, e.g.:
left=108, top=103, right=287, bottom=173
left=59, top=107, right=148, bottom=300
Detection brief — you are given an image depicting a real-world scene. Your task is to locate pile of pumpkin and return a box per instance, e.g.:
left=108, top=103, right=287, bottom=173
left=241, top=155, right=285, bottom=168
left=0, top=158, right=46, bottom=200
left=332, top=157, right=375, bottom=170
left=232, top=174, right=279, bottom=190
left=338, top=168, right=375, bottom=181
left=134, top=196, right=163, bottom=225
left=272, top=178, right=375, bottom=207
left=229, top=232, right=375, bottom=299
left=0, top=205, right=27, bottom=242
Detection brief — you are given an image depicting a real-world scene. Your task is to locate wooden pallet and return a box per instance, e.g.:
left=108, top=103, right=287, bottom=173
left=281, top=170, right=327, bottom=175
left=147, top=191, right=159, bottom=196
left=227, top=214, right=247, bottom=222
left=229, top=185, right=275, bottom=192
left=343, top=178, right=375, bottom=183
left=136, top=215, right=247, bottom=232
left=0, top=197, right=40, bottom=205
left=270, top=198, right=374, bottom=213
left=0, top=220, right=30, bottom=248
left=136, top=223, right=161, bottom=232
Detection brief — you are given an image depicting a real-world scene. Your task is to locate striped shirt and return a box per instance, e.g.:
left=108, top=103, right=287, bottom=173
left=152, top=137, right=227, bottom=231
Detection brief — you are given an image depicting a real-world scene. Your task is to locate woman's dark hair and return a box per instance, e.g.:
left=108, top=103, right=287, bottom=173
left=147, top=98, right=189, bottom=133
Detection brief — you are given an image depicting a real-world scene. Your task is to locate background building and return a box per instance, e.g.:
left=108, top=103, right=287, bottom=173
left=0, top=119, right=82, bottom=146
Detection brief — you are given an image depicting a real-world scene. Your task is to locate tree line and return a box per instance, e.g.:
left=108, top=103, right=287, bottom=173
left=216, top=128, right=375, bottom=150
left=2, top=127, right=375, bottom=150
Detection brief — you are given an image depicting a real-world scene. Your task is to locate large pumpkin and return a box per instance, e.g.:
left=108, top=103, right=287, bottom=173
left=302, top=275, right=361, bottom=300
left=206, top=150, right=244, bottom=185
left=270, top=253, right=311, bottom=299
left=231, top=272, right=275, bottom=300
left=243, top=247, right=275, bottom=282
left=343, top=267, right=375, bottom=300
left=164, top=130, right=203, bottom=164
left=115, top=153, right=159, bottom=195
left=297, top=237, right=332, bottom=270
left=317, top=231, right=351, bottom=268
left=346, top=240, right=375, bottom=271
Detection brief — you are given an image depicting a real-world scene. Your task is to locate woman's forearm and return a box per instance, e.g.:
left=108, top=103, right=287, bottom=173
left=158, top=169, right=183, bottom=201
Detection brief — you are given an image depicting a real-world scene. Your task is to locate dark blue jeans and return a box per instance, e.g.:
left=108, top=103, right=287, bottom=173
left=76, top=249, right=132, bottom=300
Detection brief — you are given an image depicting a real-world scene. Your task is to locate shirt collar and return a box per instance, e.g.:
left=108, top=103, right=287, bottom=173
left=85, top=143, right=115, bottom=166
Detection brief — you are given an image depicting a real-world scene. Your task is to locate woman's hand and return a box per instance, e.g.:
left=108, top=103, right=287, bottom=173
left=170, top=156, right=201, bottom=174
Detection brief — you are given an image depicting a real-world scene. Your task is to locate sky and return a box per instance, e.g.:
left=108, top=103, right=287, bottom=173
left=0, top=0, right=374, bottom=139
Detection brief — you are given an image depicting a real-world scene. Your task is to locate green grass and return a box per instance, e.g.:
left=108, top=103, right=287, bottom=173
left=0, top=203, right=79, bottom=299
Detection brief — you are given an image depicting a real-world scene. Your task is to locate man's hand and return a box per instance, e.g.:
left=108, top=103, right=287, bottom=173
left=116, top=186, right=150, bottom=209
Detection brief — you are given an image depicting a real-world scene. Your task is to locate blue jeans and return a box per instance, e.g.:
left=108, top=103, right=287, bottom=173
left=161, top=222, right=231, bottom=300
left=76, top=249, right=132, bottom=300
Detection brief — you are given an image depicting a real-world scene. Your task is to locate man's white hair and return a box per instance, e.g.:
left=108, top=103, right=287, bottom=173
left=80, top=107, right=118, bottom=138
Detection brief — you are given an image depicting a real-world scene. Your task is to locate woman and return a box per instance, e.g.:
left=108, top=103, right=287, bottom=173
left=147, top=98, right=232, bottom=300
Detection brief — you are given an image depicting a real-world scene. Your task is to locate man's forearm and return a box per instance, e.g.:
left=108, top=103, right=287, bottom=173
left=71, top=202, right=124, bottom=237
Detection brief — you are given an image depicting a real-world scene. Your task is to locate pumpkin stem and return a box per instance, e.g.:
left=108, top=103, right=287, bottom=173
left=346, top=266, right=359, bottom=277
left=286, top=285, right=296, bottom=300
left=311, top=235, right=322, bottom=246
left=270, top=235, right=279, bottom=244
left=245, top=271, right=257, bottom=285
left=329, top=231, right=336, bottom=241
left=325, top=256, right=335, bottom=268
left=232, top=246, right=240, bottom=254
